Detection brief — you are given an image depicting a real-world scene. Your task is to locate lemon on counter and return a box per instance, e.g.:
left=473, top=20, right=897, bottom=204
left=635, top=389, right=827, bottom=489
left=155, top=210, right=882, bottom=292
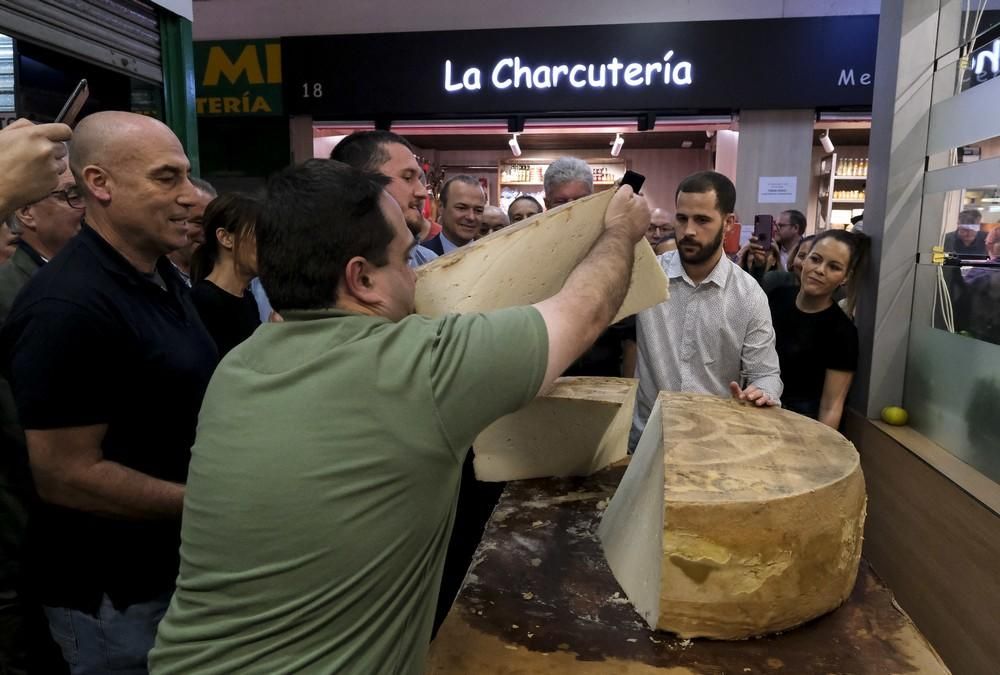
left=880, top=406, right=909, bottom=426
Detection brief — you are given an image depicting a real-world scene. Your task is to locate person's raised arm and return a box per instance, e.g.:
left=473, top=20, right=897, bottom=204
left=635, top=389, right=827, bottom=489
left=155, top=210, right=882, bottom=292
left=532, top=186, right=650, bottom=392
left=0, top=119, right=72, bottom=215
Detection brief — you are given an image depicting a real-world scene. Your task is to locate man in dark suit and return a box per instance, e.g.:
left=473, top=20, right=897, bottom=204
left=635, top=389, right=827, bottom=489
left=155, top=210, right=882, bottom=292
left=424, top=175, right=486, bottom=255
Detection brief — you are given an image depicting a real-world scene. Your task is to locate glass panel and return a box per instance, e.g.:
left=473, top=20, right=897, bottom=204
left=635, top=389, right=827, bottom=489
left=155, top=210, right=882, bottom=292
left=905, top=265, right=1000, bottom=483
left=919, top=130, right=1000, bottom=260
left=907, top=56, right=1000, bottom=483
left=919, top=182, right=1000, bottom=257
left=961, top=8, right=1000, bottom=92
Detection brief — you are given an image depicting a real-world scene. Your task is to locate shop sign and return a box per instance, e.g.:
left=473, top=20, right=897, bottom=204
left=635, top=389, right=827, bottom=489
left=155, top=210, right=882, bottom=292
left=443, top=53, right=694, bottom=93
left=194, top=40, right=282, bottom=116
left=967, top=37, right=1000, bottom=89
left=283, top=16, right=878, bottom=119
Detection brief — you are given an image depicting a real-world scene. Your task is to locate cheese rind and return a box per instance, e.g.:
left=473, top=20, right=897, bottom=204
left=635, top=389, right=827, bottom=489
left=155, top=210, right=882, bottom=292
left=600, top=392, right=867, bottom=639
left=414, top=190, right=667, bottom=323
left=474, top=377, right=637, bottom=482
left=595, top=402, right=664, bottom=626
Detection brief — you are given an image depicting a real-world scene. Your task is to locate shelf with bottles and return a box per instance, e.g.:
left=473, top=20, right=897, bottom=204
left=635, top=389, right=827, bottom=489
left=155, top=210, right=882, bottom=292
left=819, top=193, right=866, bottom=203
left=833, top=157, right=868, bottom=178
left=826, top=188, right=866, bottom=201
left=816, top=152, right=869, bottom=231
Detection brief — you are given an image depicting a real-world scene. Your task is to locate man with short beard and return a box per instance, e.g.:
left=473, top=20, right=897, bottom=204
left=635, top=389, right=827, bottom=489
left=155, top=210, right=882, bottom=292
left=331, top=131, right=438, bottom=267
left=631, top=171, right=782, bottom=448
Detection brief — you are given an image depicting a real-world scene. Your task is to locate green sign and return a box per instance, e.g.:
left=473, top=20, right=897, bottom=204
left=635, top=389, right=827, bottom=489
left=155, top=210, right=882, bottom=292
left=194, top=39, right=283, bottom=116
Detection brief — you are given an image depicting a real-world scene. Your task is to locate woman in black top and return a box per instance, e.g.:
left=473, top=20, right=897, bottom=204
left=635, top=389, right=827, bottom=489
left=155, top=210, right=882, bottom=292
left=768, top=230, right=869, bottom=429
left=189, top=193, right=261, bottom=358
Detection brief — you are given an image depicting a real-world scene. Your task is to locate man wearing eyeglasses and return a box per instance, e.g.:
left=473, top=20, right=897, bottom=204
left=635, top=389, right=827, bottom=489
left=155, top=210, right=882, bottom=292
left=0, top=164, right=83, bottom=675
left=0, top=166, right=85, bottom=319
left=645, top=208, right=674, bottom=247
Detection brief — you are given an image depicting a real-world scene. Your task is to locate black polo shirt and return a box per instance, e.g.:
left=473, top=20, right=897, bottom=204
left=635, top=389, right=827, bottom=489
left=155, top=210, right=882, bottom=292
left=0, top=223, right=217, bottom=612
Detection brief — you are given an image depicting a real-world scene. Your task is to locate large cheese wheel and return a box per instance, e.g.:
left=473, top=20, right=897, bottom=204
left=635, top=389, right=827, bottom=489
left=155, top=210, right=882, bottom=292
left=599, top=392, right=867, bottom=639
left=414, top=189, right=667, bottom=324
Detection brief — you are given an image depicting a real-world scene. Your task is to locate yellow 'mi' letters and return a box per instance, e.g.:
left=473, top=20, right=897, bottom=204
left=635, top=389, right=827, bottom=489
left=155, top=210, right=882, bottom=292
left=203, top=44, right=281, bottom=87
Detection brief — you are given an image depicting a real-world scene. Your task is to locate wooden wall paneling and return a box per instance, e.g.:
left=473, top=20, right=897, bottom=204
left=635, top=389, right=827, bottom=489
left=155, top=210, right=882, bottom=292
left=844, top=410, right=1000, bottom=675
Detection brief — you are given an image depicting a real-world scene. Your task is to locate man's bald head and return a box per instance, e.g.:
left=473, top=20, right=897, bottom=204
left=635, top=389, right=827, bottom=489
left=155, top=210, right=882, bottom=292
left=480, top=205, right=509, bottom=237
left=70, top=112, right=181, bottom=188
left=67, top=110, right=197, bottom=269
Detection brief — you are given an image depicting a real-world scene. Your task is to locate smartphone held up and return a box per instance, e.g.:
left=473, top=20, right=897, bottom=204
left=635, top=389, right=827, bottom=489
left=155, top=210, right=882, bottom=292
left=55, top=79, right=89, bottom=127
left=753, top=214, right=774, bottom=251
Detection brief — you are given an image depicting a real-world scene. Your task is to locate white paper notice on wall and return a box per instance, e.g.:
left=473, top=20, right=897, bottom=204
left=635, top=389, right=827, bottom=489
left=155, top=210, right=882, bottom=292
left=758, top=176, right=798, bottom=204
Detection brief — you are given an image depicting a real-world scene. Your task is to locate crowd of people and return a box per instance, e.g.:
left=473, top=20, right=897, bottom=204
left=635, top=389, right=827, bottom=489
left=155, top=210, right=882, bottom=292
left=0, top=111, right=880, bottom=674
left=938, top=208, right=1000, bottom=345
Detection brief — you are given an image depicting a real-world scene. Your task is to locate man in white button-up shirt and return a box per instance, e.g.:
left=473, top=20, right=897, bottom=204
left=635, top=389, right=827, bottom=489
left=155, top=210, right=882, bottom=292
left=631, top=171, right=783, bottom=447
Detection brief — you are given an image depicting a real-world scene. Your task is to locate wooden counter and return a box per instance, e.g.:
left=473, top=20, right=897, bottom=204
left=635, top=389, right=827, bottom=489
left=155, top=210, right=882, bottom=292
left=427, top=465, right=950, bottom=674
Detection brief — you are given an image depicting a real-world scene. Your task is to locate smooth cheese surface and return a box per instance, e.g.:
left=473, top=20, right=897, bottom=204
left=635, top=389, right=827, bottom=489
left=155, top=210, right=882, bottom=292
left=474, top=377, right=636, bottom=482
left=414, top=189, right=667, bottom=323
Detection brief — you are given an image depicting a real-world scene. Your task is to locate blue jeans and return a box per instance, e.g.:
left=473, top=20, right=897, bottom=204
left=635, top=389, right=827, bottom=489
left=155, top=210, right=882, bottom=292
left=43, top=593, right=171, bottom=675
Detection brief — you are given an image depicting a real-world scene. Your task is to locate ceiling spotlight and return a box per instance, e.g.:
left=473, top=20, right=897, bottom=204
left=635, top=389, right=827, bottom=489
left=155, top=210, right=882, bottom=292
left=705, top=129, right=715, bottom=138
left=508, top=132, right=522, bottom=157
left=820, top=130, right=835, bottom=154
left=610, top=133, right=624, bottom=157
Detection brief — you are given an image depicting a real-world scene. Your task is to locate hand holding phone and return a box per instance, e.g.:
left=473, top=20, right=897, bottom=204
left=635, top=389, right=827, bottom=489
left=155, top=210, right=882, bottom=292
left=0, top=119, right=72, bottom=211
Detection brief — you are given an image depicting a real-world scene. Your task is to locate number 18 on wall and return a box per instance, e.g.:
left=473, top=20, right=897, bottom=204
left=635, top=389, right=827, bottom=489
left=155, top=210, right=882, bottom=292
left=302, top=82, right=324, bottom=98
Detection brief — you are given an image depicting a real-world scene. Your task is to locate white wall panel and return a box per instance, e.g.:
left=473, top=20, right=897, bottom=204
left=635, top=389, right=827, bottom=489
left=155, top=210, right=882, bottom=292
left=192, top=0, right=879, bottom=40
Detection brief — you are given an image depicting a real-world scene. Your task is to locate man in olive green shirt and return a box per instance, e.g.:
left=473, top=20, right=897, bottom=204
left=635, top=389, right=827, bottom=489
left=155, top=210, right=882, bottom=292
left=150, top=159, right=649, bottom=674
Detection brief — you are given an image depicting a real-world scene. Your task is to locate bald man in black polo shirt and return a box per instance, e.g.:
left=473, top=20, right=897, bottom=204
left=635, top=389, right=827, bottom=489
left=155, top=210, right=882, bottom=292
left=0, top=111, right=217, bottom=673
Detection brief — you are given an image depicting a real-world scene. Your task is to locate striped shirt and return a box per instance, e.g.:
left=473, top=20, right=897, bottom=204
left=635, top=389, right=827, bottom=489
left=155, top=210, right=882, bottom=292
left=631, top=251, right=783, bottom=445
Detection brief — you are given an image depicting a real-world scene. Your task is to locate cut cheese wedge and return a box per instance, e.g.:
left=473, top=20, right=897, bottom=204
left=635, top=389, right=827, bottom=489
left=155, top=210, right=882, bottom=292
left=474, top=377, right=637, bottom=482
left=414, top=189, right=667, bottom=324
left=599, top=392, right=867, bottom=639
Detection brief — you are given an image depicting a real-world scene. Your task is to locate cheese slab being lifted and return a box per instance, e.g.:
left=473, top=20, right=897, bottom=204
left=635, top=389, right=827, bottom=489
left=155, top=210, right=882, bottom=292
left=414, top=189, right=667, bottom=323
left=473, top=377, right=637, bottom=482
left=598, top=392, right=867, bottom=639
